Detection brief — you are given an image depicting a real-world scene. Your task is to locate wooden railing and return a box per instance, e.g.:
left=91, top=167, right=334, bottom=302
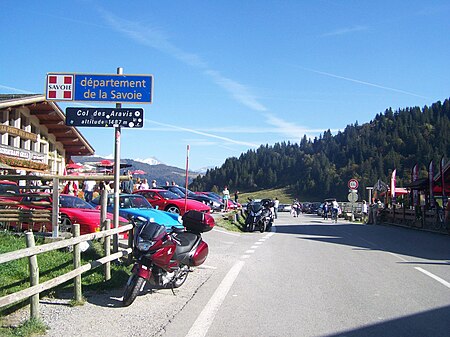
left=381, top=207, right=448, bottom=234
left=0, top=222, right=133, bottom=320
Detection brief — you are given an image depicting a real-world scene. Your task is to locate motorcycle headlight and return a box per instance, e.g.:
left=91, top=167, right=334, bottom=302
left=136, top=237, right=154, bottom=251
left=256, top=210, right=262, bottom=216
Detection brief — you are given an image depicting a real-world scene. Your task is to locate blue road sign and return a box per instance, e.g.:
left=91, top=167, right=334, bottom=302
left=66, top=107, right=144, bottom=128
left=46, top=73, right=153, bottom=104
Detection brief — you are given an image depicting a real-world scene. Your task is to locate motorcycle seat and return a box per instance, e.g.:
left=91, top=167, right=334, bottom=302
left=174, top=232, right=200, bottom=256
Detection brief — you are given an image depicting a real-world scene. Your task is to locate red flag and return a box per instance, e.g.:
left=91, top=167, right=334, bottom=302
left=390, top=169, right=396, bottom=201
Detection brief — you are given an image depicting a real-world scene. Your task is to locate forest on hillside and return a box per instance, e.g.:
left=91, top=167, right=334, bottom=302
left=189, top=99, right=450, bottom=200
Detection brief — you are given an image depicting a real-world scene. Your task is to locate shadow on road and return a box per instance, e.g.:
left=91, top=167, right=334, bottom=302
left=324, top=304, right=450, bottom=337
left=274, top=220, right=450, bottom=262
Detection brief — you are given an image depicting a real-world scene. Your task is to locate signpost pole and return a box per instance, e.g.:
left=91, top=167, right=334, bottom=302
left=185, top=145, right=190, bottom=211
left=113, top=67, right=123, bottom=253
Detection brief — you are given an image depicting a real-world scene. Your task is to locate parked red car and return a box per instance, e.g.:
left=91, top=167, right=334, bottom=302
left=196, top=191, right=241, bottom=210
left=13, top=194, right=129, bottom=237
left=0, top=180, right=21, bottom=203
left=133, top=189, right=210, bottom=215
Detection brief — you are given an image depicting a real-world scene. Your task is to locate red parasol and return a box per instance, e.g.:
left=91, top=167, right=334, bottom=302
left=66, top=163, right=84, bottom=169
left=131, top=169, right=146, bottom=175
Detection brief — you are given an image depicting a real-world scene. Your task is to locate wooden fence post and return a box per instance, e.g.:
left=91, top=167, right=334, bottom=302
left=104, top=219, right=111, bottom=281
left=25, top=231, right=39, bottom=319
left=73, top=224, right=82, bottom=302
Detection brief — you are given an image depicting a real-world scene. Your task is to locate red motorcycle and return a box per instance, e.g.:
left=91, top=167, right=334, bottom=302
left=122, top=210, right=214, bottom=306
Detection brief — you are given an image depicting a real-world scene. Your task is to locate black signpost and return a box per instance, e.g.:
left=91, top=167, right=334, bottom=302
left=65, top=107, right=144, bottom=128
left=46, top=68, right=152, bottom=247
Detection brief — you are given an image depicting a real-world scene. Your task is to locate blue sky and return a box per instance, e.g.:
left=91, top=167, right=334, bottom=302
left=2, top=1, right=450, bottom=170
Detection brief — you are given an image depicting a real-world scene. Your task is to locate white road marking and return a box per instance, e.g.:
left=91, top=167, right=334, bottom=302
left=251, top=246, right=259, bottom=249
left=415, top=267, right=450, bottom=289
left=212, top=228, right=241, bottom=236
left=245, top=250, right=255, bottom=254
left=388, top=252, right=409, bottom=262
left=185, top=260, right=245, bottom=337
left=198, top=264, right=217, bottom=270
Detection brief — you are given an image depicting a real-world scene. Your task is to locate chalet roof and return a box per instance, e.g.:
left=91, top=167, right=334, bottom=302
left=0, top=94, right=94, bottom=157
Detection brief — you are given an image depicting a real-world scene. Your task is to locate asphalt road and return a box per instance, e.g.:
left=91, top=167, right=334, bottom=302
left=162, top=212, right=450, bottom=337
left=36, top=212, right=450, bottom=337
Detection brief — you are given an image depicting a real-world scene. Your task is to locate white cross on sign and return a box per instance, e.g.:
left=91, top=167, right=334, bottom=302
left=46, top=74, right=74, bottom=101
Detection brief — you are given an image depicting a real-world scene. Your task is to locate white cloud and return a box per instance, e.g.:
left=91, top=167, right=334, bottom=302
left=300, top=67, right=428, bottom=99
left=143, top=118, right=260, bottom=147
left=98, top=7, right=267, bottom=112
left=321, top=25, right=368, bottom=37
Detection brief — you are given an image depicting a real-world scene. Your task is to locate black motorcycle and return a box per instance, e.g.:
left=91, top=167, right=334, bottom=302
left=245, top=198, right=274, bottom=232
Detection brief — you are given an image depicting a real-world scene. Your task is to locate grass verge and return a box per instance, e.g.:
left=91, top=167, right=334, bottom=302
left=0, top=317, right=47, bottom=337
left=0, top=231, right=131, bottom=320
left=213, top=211, right=246, bottom=232
left=239, top=187, right=295, bottom=204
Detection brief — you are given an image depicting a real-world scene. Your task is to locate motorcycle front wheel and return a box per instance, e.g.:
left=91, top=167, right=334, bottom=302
left=259, top=220, right=266, bottom=233
left=122, top=274, right=146, bottom=307
left=172, top=265, right=189, bottom=288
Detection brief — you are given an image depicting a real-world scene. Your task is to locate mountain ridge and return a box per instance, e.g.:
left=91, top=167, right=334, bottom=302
left=72, top=156, right=201, bottom=186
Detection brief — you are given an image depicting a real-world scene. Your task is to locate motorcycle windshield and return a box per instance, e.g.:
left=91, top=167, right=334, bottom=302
left=138, top=221, right=167, bottom=240
left=250, top=203, right=263, bottom=212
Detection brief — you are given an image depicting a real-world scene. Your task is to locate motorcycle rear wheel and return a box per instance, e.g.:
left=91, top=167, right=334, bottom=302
left=122, top=275, right=146, bottom=307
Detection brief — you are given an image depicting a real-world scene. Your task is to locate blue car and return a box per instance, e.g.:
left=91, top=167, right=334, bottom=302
left=90, top=193, right=184, bottom=231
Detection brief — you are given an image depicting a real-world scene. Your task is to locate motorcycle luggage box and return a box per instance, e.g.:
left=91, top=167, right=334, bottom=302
left=182, top=210, right=214, bottom=233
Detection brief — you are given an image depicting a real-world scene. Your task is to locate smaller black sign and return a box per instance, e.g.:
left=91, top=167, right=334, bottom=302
left=65, top=107, right=144, bottom=128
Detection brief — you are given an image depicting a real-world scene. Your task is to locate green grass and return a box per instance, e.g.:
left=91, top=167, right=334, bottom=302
left=0, top=317, right=47, bottom=337
left=239, top=187, right=295, bottom=204
left=0, top=232, right=131, bottom=315
left=214, top=211, right=246, bottom=232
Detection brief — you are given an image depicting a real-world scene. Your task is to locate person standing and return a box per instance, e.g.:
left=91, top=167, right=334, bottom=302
left=134, top=178, right=141, bottom=191
left=139, top=178, right=149, bottom=190
left=83, top=180, right=96, bottom=202
left=222, top=186, right=230, bottom=211
left=323, top=202, right=329, bottom=220
left=273, top=197, right=279, bottom=219
left=234, top=190, right=239, bottom=203
left=362, top=200, right=368, bottom=224
left=331, top=200, right=339, bottom=222
left=121, top=171, right=133, bottom=194
left=63, top=181, right=78, bottom=196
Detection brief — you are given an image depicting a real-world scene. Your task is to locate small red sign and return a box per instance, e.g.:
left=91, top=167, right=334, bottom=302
left=348, top=179, right=359, bottom=190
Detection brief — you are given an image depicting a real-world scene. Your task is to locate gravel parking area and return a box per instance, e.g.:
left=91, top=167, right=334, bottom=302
left=3, top=266, right=214, bottom=337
